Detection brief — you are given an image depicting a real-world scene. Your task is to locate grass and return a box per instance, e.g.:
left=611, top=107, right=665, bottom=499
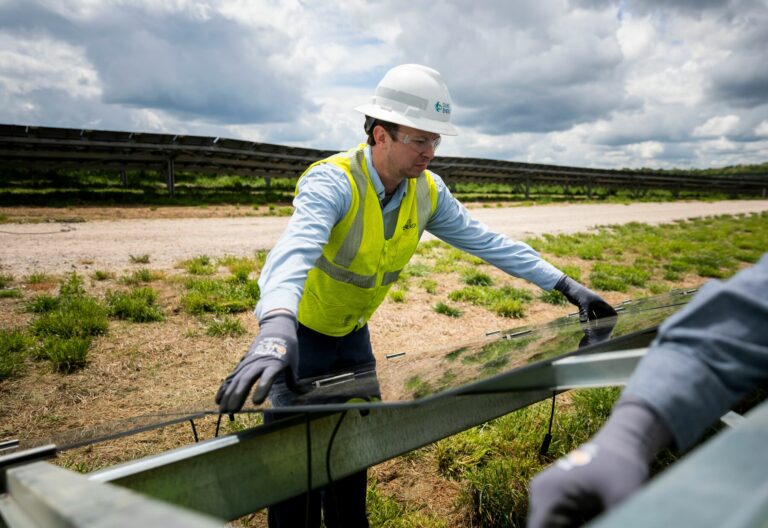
left=120, top=268, right=163, bottom=285
left=2, top=211, right=765, bottom=525
left=449, top=285, right=533, bottom=318
left=206, top=316, right=246, bottom=337
left=181, top=276, right=260, bottom=315
left=0, top=328, right=30, bottom=380
left=434, top=302, right=462, bottom=317
left=106, top=287, right=164, bottom=323
left=129, top=254, right=151, bottom=264
left=27, top=273, right=108, bottom=372
left=183, top=255, right=217, bottom=275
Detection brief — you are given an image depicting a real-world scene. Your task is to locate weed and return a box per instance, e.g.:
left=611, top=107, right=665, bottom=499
left=463, top=270, right=493, bottom=287
left=0, top=289, right=21, bottom=299
left=91, top=270, right=115, bottom=281
left=25, top=294, right=59, bottom=313
left=129, top=254, right=151, bottom=264
left=181, top=277, right=260, bottom=315
left=206, top=316, right=246, bottom=337
left=0, top=329, right=29, bottom=380
left=106, top=287, right=164, bottom=322
left=183, top=255, right=216, bottom=275
left=121, top=268, right=161, bottom=285
left=539, top=289, right=568, bottom=305
left=25, top=272, right=54, bottom=285
left=493, top=299, right=526, bottom=318
left=0, top=274, right=13, bottom=289
left=367, top=481, right=448, bottom=528
left=589, top=263, right=650, bottom=292
left=39, top=336, right=91, bottom=373
left=421, top=278, right=438, bottom=294
left=434, top=302, right=462, bottom=317
left=405, top=375, right=433, bottom=398
left=389, top=290, right=406, bottom=303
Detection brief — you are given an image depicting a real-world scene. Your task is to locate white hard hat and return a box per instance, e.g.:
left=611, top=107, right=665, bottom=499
left=355, top=64, right=458, bottom=136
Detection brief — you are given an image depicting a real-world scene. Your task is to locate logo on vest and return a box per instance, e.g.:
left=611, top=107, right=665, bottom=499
left=402, top=219, right=417, bottom=231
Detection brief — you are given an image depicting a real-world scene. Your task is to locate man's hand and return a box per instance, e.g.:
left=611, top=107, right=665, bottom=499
left=554, top=276, right=617, bottom=322
left=215, top=311, right=299, bottom=413
left=527, top=399, right=671, bottom=528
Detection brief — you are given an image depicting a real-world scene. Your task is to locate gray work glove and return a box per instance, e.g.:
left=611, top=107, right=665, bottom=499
left=215, top=311, right=300, bottom=413
left=527, top=397, right=672, bottom=528
left=554, top=275, right=617, bottom=322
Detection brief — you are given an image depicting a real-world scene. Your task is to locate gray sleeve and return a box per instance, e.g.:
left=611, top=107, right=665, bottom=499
left=623, top=253, right=768, bottom=451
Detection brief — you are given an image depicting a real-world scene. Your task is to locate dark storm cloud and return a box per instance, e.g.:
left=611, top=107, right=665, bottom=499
left=0, top=1, right=314, bottom=125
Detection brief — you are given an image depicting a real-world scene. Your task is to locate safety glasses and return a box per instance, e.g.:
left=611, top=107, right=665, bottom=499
left=392, top=130, right=441, bottom=154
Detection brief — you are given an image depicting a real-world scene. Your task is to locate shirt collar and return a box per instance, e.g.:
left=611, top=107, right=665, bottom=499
left=364, top=145, right=407, bottom=203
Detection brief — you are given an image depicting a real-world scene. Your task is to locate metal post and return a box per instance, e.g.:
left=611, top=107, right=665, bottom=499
left=165, top=158, right=175, bottom=197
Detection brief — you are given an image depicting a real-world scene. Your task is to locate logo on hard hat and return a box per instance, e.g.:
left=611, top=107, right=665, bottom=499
left=434, top=101, right=451, bottom=114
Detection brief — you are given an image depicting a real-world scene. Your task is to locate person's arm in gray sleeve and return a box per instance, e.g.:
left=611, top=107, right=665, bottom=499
left=528, top=253, right=768, bottom=528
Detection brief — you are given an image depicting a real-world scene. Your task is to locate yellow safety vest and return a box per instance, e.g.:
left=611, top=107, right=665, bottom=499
left=297, top=144, right=438, bottom=336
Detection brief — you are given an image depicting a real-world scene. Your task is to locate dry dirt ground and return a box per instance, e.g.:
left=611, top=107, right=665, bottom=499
left=1, top=199, right=767, bottom=526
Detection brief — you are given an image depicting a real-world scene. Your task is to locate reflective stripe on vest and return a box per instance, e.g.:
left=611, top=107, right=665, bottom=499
left=297, top=144, right=437, bottom=336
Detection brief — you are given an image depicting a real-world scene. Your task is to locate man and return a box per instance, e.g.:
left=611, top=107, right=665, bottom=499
left=528, top=253, right=768, bottom=527
left=216, top=63, right=615, bottom=528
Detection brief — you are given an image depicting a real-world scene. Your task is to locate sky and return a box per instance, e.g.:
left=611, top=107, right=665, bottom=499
left=0, top=0, right=767, bottom=170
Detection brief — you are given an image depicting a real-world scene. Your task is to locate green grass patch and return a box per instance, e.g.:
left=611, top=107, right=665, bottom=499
left=24, top=271, right=55, bottom=285
left=182, top=255, right=217, bottom=275
left=389, top=290, right=406, bottom=303
left=106, top=287, right=164, bottom=322
left=25, top=294, right=59, bottom=313
left=181, top=276, right=260, bottom=315
left=434, top=302, right=462, bottom=317
left=129, top=254, right=151, bottom=264
left=120, top=268, right=163, bottom=285
left=463, top=270, right=494, bottom=286
left=206, top=316, right=246, bottom=337
left=421, top=278, right=438, bottom=294
left=0, top=329, right=30, bottom=380
left=38, top=336, right=92, bottom=373
left=539, top=289, right=568, bottom=305
left=0, top=274, right=13, bottom=289
left=528, top=213, right=768, bottom=292
left=91, top=270, right=115, bottom=281
left=449, top=285, right=533, bottom=318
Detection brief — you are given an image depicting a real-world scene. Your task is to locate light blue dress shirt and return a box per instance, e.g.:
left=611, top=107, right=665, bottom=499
left=255, top=145, right=564, bottom=319
left=624, top=253, right=768, bottom=450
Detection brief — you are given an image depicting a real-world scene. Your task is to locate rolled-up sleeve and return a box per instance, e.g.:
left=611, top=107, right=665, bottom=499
left=624, top=253, right=768, bottom=450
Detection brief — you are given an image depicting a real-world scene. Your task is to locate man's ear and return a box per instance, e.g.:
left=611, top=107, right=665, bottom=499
left=373, top=125, right=390, bottom=146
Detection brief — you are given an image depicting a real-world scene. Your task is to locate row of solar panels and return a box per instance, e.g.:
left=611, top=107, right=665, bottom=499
left=1, top=124, right=767, bottom=193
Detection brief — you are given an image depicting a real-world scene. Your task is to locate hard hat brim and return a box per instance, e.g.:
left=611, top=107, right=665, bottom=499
left=355, top=104, right=458, bottom=136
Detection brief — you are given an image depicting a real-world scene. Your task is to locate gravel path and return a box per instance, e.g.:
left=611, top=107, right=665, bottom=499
left=2, top=200, right=767, bottom=275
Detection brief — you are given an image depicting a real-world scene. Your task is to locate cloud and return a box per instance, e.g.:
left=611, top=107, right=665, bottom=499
left=0, top=0, right=766, bottom=169
left=0, top=1, right=315, bottom=125
left=692, top=115, right=740, bottom=137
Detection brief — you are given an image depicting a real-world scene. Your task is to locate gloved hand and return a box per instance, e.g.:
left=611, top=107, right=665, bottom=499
left=578, top=317, right=616, bottom=349
left=215, top=311, right=299, bottom=413
left=527, top=397, right=672, bottom=528
left=554, top=275, right=617, bottom=322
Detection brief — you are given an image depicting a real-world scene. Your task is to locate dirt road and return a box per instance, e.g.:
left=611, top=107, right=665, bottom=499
left=2, top=200, right=767, bottom=274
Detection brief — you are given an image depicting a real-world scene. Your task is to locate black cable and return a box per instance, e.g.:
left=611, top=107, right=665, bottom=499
left=539, top=392, right=557, bottom=458
left=214, top=413, right=223, bottom=437
left=325, top=410, right=348, bottom=525
left=189, top=419, right=199, bottom=443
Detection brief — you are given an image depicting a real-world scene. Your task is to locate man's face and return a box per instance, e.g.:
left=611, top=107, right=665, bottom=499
left=382, top=124, right=441, bottom=180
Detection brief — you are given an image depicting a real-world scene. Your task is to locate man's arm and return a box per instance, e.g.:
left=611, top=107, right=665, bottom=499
left=217, top=165, right=350, bottom=413
left=528, top=253, right=768, bottom=527
left=426, top=173, right=615, bottom=320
